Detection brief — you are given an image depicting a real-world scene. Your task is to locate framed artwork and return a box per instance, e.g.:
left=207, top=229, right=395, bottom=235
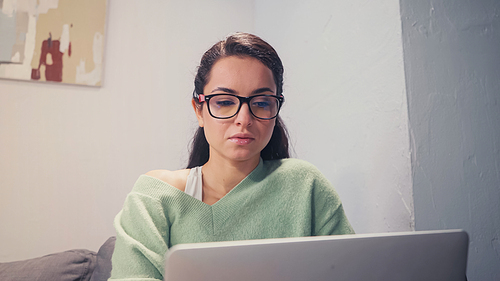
left=0, top=0, right=107, bottom=86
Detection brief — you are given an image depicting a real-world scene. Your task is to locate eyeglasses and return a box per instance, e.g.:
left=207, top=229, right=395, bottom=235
left=197, top=93, right=284, bottom=120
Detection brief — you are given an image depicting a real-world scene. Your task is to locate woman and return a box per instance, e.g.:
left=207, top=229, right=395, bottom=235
left=110, top=33, right=354, bottom=280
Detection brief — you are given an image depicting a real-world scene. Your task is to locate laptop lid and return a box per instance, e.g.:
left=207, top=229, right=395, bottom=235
left=164, top=229, right=468, bottom=281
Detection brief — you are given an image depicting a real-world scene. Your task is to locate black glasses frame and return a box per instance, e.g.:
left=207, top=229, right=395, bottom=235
left=197, top=93, right=284, bottom=120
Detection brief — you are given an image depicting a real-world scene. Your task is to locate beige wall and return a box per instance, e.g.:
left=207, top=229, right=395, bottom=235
left=0, top=0, right=255, bottom=261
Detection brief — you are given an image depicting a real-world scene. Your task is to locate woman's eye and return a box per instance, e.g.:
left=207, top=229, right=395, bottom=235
left=215, top=100, right=236, bottom=107
left=253, top=101, right=270, bottom=108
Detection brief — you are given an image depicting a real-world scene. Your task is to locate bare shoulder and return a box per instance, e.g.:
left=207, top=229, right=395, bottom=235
left=145, top=169, right=191, bottom=192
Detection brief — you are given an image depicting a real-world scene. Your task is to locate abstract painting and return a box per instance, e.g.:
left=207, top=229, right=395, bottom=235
left=0, top=0, right=107, bottom=86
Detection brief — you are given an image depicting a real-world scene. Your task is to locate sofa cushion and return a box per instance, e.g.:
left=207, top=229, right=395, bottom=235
left=0, top=249, right=96, bottom=281
left=89, top=236, right=116, bottom=281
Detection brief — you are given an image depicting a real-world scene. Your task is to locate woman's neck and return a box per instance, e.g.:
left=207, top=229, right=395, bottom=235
left=202, top=154, right=260, bottom=196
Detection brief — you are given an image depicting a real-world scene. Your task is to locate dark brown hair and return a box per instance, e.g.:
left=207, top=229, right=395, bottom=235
left=187, top=33, right=290, bottom=168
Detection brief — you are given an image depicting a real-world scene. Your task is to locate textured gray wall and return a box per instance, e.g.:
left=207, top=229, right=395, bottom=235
left=400, top=0, right=500, bottom=279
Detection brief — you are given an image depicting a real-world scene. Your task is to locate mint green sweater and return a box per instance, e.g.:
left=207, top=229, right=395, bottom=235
left=110, top=158, right=354, bottom=281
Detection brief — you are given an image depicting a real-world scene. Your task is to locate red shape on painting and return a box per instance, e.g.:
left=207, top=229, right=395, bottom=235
left=31, top=33, right=70, bottom=82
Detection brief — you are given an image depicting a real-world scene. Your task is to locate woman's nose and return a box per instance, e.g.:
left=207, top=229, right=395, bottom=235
left=234, top=102, right=254, bottom=126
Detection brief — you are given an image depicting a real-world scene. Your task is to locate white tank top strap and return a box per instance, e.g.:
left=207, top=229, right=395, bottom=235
left=184, top=166, right=203, bottom=201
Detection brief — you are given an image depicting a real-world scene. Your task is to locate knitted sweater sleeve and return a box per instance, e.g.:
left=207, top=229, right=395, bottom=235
left=109, top=176, right=170, bottom=281
left=307, top=164, right=355, bottom=236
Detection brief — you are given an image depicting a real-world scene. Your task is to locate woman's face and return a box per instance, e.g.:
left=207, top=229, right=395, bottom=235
left=194, top=56, right=277, bottom=164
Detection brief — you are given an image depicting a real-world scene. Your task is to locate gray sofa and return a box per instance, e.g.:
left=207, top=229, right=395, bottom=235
left=0, top=236, right=115, bottom=281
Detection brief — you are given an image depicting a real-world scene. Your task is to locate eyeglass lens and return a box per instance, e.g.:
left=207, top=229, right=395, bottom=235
left=209, top=95, right=280, bottom=119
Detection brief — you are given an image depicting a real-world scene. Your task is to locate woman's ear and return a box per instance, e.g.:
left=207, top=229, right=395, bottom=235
left=192, top=99, right=204, bottom=127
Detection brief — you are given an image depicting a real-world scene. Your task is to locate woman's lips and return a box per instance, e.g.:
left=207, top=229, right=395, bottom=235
left=229, top=134, right=255, bottom=145
left=229, top=138, right=254, bottom=145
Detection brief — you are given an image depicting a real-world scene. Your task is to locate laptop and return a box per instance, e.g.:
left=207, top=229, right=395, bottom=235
left=164, top=229, right=468, bottom=281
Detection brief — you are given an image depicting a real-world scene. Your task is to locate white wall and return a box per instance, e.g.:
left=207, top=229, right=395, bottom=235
left=0, top=0, right=413, bottom=262
left=400, top=0, right=500, bottom=280
left=255, top=0, right=413, bottom=233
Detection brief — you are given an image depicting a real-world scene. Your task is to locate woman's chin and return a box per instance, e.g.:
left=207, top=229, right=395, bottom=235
left=225, top=151, right=261, bottom=163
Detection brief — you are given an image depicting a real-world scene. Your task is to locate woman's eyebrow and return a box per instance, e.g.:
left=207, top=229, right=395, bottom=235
left=210, top=87, right=236, bottom=94
left=252, top=87, right=275, bottom=95
left=210, top=87, right=274, bottom=94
